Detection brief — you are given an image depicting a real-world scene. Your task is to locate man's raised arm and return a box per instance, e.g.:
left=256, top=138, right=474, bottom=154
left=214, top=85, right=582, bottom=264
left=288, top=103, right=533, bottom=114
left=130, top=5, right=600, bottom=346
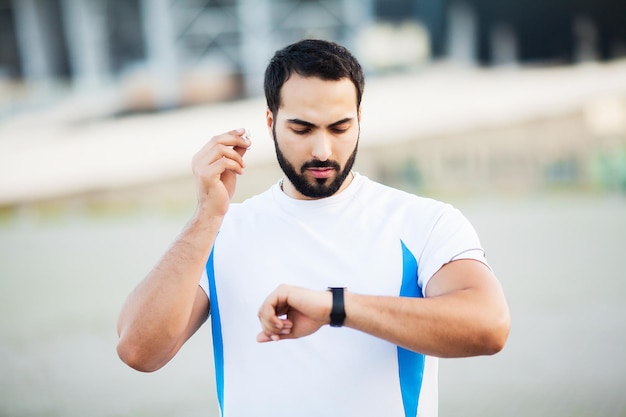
left=116, top=129, right=251, bottom=371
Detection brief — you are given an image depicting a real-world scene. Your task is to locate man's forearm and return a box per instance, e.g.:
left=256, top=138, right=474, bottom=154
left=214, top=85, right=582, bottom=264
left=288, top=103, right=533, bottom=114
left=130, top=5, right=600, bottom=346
left=116, top=211, right=221, bottom=371
left=343, top=288, right=509, bottom=358
left=256, top=260, right=510, bottom=356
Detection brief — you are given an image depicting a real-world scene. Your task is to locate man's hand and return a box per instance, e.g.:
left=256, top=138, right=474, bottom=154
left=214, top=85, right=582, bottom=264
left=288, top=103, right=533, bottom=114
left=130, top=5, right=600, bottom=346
left=257, top=285, right=333, bottom=342
left=191, top=128, right=252, bottom=218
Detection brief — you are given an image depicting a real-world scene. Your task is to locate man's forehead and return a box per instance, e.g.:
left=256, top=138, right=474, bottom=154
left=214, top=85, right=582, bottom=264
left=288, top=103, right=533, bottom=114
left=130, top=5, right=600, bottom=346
left=276, top=77, right=358, bottom=122
left=280, top=75, right=357, bottom=100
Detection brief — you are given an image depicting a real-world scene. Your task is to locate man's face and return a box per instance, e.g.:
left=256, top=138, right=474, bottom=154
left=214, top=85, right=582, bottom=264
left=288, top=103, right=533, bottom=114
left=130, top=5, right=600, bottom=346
left=266, top=74, right=361, bottom=200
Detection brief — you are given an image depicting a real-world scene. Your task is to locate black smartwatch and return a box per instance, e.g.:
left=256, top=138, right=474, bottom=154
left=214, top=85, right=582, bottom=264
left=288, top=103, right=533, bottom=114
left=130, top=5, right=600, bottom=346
left=328, top=287, right=346, bottom=327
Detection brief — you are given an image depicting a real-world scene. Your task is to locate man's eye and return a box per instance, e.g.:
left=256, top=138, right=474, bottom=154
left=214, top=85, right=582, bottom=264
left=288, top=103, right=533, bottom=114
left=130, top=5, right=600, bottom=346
left=331, top=127, right=349, bottom=134
left=293, top=129, right=310, bottom=135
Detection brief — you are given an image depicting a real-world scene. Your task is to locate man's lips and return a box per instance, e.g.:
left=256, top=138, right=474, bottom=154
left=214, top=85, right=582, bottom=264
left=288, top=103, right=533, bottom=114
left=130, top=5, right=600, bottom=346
left=306, top=167, right=335, bottom=179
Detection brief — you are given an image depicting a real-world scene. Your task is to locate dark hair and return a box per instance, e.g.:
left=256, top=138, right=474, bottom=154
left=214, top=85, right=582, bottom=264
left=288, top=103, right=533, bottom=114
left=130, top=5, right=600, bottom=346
left=264, top=39, right=365, bottom=116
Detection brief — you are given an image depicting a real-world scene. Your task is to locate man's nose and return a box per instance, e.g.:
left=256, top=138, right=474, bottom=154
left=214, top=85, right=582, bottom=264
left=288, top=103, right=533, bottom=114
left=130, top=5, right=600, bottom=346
left=311, top=132, right=332, bottom=161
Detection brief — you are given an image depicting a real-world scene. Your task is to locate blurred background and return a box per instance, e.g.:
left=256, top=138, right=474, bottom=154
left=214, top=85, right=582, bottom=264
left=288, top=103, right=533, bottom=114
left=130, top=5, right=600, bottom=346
left=1, top=0, right=625, bottom=416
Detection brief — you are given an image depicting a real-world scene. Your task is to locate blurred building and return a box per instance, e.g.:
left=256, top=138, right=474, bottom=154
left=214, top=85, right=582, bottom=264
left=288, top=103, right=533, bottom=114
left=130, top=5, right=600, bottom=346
left=1, top=0, right=626, bottom=114
left=0, top=0, right=626, bottom=209
left=1, top=0, right=375, bottom=112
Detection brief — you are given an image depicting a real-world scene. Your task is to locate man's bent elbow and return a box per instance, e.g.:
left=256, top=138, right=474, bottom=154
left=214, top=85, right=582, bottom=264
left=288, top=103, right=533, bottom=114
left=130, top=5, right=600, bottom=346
left=117, top=338, right=168, bottom=373
left=481, top=312, right=511, bottom=355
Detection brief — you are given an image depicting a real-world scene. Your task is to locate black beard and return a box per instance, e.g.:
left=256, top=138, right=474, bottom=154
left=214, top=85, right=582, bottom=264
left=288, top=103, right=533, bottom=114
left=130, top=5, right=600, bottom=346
left=272, top=125, right=358, bottom=199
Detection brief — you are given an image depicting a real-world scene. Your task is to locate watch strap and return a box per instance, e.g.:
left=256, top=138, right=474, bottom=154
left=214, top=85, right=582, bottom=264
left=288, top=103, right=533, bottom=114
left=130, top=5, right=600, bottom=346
left=328, top=287, right=346, bottom=327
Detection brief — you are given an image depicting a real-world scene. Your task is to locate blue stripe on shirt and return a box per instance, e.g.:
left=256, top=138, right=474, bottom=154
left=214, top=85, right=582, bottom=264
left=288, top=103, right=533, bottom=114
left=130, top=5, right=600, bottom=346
left=207, top=249, right=225, bottom=415
left=398, top=240, right=426, bottom=417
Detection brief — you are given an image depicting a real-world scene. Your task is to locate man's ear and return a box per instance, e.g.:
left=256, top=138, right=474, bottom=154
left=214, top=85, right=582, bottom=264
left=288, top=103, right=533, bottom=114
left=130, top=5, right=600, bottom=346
left=265, top=108, right=274, bottom=131
left=357, top=106, right=362, bottom=122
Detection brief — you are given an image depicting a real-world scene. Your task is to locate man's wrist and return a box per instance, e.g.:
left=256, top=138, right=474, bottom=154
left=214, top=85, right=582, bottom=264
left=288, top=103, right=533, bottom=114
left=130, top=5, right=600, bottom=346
left=328, top=287, right=346, bottom=327
left=189, top=204, right=225, bottom=230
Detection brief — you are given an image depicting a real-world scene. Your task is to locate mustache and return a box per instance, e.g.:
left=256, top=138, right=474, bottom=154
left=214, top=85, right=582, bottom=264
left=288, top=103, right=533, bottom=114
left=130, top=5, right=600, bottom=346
left=300, top=160, right=341, bottom=172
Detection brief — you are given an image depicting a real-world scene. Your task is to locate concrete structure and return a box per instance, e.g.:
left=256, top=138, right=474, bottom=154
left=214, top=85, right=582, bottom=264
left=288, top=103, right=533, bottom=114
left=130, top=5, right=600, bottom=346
left=2, top=0, right=377, bottom=110
left=2, top=0, right=626, bottom=113
left=1, top=0, right=626, bottom=209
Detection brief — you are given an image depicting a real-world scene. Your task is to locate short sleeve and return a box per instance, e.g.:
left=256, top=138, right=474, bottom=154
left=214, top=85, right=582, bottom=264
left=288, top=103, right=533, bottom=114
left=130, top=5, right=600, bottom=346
left=198, top=267, right=209, bottom=298
left=417, top=205, right=489, bottom=292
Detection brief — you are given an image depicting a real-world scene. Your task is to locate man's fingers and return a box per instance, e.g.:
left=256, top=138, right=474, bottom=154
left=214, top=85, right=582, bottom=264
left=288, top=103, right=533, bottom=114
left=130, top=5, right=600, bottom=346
left=194, top=143, right=247, bottom=174
left=193, top=128, right=251, bottom=167
left=256, top=332, right=281, bottom=343
left=256, top=332, right=272, bottom=343
left=257, top=289, right=295, bottom=344
left=193, top=157, right=244, bottom=188
left=257, top=298, right=283, bottom=330
left=228, top=128, right=253, bottom=154
left=256, top=321, right=293, bottom=343
left=234, top=128, right=252, bottom=153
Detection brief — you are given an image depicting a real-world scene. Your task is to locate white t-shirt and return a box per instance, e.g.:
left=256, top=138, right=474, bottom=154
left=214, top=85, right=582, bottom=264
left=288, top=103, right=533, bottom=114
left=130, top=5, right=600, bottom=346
left=199, top=173, right=488, bottom=417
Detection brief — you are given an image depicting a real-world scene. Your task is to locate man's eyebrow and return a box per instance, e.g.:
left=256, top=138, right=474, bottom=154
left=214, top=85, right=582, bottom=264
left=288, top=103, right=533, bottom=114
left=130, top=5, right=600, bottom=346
left=286, top=118, right=316, bottom=128
left=286, top=117, right=354, bottom=128
left=328, top=117, right=353, bottom=128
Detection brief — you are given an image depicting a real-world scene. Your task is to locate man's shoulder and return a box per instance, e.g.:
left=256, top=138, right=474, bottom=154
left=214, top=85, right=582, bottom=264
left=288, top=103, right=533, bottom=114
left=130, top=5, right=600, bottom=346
left=357, top=176, right=447, bottom=211
left=225, top=184, right=276, bottom=218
